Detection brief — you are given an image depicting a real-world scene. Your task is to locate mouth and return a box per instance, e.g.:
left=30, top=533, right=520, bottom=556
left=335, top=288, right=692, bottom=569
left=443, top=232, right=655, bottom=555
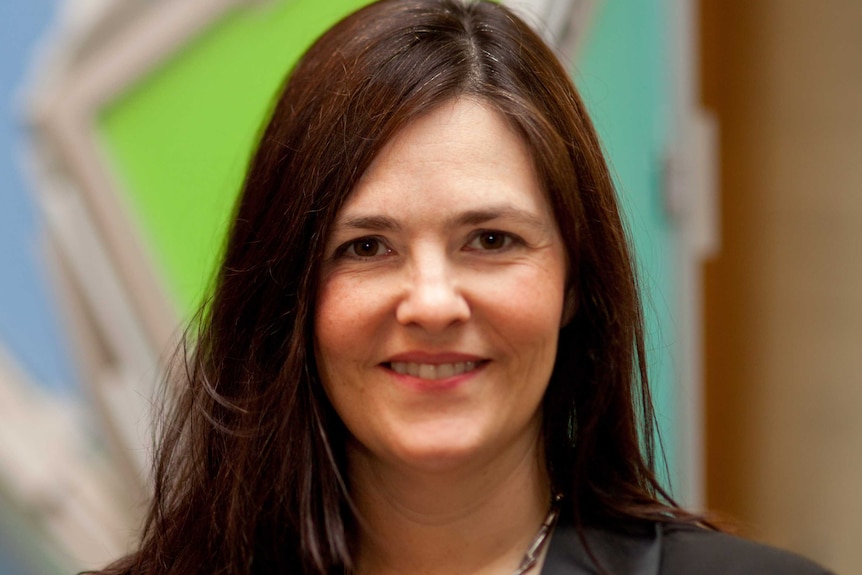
left=384, top=360, right=487, bottom=380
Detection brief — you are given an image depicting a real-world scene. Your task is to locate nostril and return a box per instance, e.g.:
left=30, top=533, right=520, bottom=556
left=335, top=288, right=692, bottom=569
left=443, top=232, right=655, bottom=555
left=394, top=264, right=471, bottom=330
left=395, top=294, right=470, bottom=330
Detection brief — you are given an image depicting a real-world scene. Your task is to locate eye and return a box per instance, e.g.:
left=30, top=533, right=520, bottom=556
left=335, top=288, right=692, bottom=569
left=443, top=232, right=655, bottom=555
left=466, top=230, right=516, bottom=251
left=338, top=236, right=392, bottom=259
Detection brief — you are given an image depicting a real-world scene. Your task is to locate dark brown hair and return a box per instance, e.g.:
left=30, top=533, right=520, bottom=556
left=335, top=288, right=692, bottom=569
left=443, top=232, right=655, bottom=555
left=93, top=1, right=694, bottom=573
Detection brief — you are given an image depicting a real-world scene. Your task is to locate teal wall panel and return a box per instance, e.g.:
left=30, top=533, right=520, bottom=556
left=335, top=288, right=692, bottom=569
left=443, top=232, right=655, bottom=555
left=576, top=0, right=679, bottom=490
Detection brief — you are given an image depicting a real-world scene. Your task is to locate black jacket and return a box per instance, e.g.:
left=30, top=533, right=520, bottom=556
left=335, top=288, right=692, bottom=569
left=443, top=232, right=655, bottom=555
left=541, top=519, right=834, bottom=574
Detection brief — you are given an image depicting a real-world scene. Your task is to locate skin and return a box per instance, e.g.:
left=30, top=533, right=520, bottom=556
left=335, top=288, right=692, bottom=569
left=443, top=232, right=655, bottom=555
left=315, top=98, right=568, bottom=575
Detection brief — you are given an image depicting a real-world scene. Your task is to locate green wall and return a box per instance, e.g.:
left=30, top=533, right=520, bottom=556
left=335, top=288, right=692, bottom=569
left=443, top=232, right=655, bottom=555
left=100, top=0, right=372, bottom=314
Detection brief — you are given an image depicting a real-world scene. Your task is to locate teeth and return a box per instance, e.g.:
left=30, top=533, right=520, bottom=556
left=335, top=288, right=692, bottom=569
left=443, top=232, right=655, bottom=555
left=436, top=363, right=454, bottom=379
left=389, top=361, right=479, bottom=380
left=419, top=364, right=435, bottom=379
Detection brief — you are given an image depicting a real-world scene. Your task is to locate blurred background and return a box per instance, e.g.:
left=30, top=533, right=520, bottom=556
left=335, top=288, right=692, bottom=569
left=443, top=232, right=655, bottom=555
left=0, top=0, right=858, bottom=573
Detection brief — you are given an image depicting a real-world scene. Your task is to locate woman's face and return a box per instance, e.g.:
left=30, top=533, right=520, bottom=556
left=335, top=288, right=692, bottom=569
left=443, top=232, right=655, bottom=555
left=314, top=98, right=568, bottom=474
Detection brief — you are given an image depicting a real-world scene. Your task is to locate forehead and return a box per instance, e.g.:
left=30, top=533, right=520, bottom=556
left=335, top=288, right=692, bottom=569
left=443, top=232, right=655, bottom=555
left=335, top=98, right=552, bottom=221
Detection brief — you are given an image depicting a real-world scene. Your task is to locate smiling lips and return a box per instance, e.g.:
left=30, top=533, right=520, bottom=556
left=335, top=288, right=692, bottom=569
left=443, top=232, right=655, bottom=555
left=388, top=361, right=482, bottom=380
left=383, top=352, right=488, bottom=381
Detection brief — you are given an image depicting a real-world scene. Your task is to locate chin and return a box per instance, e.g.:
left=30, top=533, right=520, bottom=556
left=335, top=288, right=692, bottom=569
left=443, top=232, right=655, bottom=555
left=375, top=431, right=490, bottom=473
left=392, top=430, right=527, bottom=475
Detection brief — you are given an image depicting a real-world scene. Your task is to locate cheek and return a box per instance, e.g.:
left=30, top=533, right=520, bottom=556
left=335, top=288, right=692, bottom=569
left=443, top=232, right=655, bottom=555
left=314, top=273, right=389, bottom=385
left=314, top=279, right=350, bottom=384
left=314, top=281, right=359, bottom=424
left=315, top=276, right=362, bottom=351
left=477, top=264, right=566, bottom=349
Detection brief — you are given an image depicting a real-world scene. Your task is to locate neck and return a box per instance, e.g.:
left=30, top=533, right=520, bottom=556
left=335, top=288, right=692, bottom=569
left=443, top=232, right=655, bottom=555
left=347, top=427, right=551, bottom=575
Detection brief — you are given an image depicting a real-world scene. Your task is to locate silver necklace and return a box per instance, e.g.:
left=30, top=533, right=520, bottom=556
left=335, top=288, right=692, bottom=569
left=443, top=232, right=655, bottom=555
left=511, top=494, right=562, bottom=575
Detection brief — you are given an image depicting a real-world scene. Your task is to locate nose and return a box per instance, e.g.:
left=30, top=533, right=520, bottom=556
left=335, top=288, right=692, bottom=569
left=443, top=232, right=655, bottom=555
left=395, top=256, right=470, bottom=332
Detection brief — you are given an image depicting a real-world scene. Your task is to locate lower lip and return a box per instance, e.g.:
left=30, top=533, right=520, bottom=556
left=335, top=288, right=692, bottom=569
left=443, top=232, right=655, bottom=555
left=383, top=362, right=487, bottom=391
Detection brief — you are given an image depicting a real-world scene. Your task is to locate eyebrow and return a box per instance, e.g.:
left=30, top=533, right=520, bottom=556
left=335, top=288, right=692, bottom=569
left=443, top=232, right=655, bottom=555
left=337, top=214, right=402, bottom=232
left=454, top=206, right=548, bottom=229
left=334, top=204, right=549, bottom=232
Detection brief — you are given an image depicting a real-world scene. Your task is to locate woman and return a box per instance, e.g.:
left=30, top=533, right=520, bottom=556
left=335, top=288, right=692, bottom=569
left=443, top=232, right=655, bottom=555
left=92, top=1, right=831, bottom=574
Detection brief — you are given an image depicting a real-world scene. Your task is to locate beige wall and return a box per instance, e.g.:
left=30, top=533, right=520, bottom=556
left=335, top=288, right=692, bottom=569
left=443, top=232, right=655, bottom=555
left=702, top=1, right=862, bottom=573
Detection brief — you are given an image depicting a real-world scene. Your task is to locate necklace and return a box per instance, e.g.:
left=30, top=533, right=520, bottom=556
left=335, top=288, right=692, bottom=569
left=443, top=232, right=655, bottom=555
left=511, top=494, right=562, bottom=575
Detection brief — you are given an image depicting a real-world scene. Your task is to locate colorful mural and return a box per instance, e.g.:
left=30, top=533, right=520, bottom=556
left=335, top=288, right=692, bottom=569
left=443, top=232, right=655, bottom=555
left=1, top=1, right=712, bottom=572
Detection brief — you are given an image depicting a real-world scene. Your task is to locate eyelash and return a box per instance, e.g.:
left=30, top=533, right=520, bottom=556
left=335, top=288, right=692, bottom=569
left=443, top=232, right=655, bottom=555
left=332, top=230, right=523, bottom=260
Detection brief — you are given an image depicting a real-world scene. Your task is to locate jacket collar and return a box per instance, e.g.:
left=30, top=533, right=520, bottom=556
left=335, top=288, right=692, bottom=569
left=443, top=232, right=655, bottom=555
left=541, top=519, right=662, bottom=575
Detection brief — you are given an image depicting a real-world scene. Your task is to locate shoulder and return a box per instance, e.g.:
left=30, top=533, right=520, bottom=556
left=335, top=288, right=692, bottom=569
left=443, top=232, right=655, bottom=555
left=659, top=523, right=833, bottom=575
left=543, top=519, right=833, bottom=575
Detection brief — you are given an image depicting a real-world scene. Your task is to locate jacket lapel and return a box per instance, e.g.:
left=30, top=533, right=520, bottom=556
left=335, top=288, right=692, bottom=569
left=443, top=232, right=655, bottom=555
left=541, top=520, right=662, bottom=575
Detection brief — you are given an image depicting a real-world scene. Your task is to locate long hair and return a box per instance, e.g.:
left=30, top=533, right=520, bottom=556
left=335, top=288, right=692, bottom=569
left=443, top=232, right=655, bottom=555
left=93, top=1, right=692, bottom=573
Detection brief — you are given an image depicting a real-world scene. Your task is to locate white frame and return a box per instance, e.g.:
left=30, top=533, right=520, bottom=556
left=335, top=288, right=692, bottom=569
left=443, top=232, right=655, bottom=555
left=665, top=0, right=719, bottom=508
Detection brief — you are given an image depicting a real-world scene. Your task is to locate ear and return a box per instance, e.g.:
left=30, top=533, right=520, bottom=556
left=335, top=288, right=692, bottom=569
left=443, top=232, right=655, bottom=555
left=560, top=289, right=577, bottom=327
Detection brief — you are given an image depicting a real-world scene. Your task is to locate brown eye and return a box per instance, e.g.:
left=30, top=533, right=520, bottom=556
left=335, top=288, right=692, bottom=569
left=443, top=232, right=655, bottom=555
left=348, top=237, right=386, bottom=258
left=479, top=232, right=504, bottom=249
left=467, top=231, right=514, bottom=251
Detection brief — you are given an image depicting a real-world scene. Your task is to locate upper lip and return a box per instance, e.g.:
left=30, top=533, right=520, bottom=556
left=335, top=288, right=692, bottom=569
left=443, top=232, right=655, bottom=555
left=383, top=351, right=486, bottom=364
